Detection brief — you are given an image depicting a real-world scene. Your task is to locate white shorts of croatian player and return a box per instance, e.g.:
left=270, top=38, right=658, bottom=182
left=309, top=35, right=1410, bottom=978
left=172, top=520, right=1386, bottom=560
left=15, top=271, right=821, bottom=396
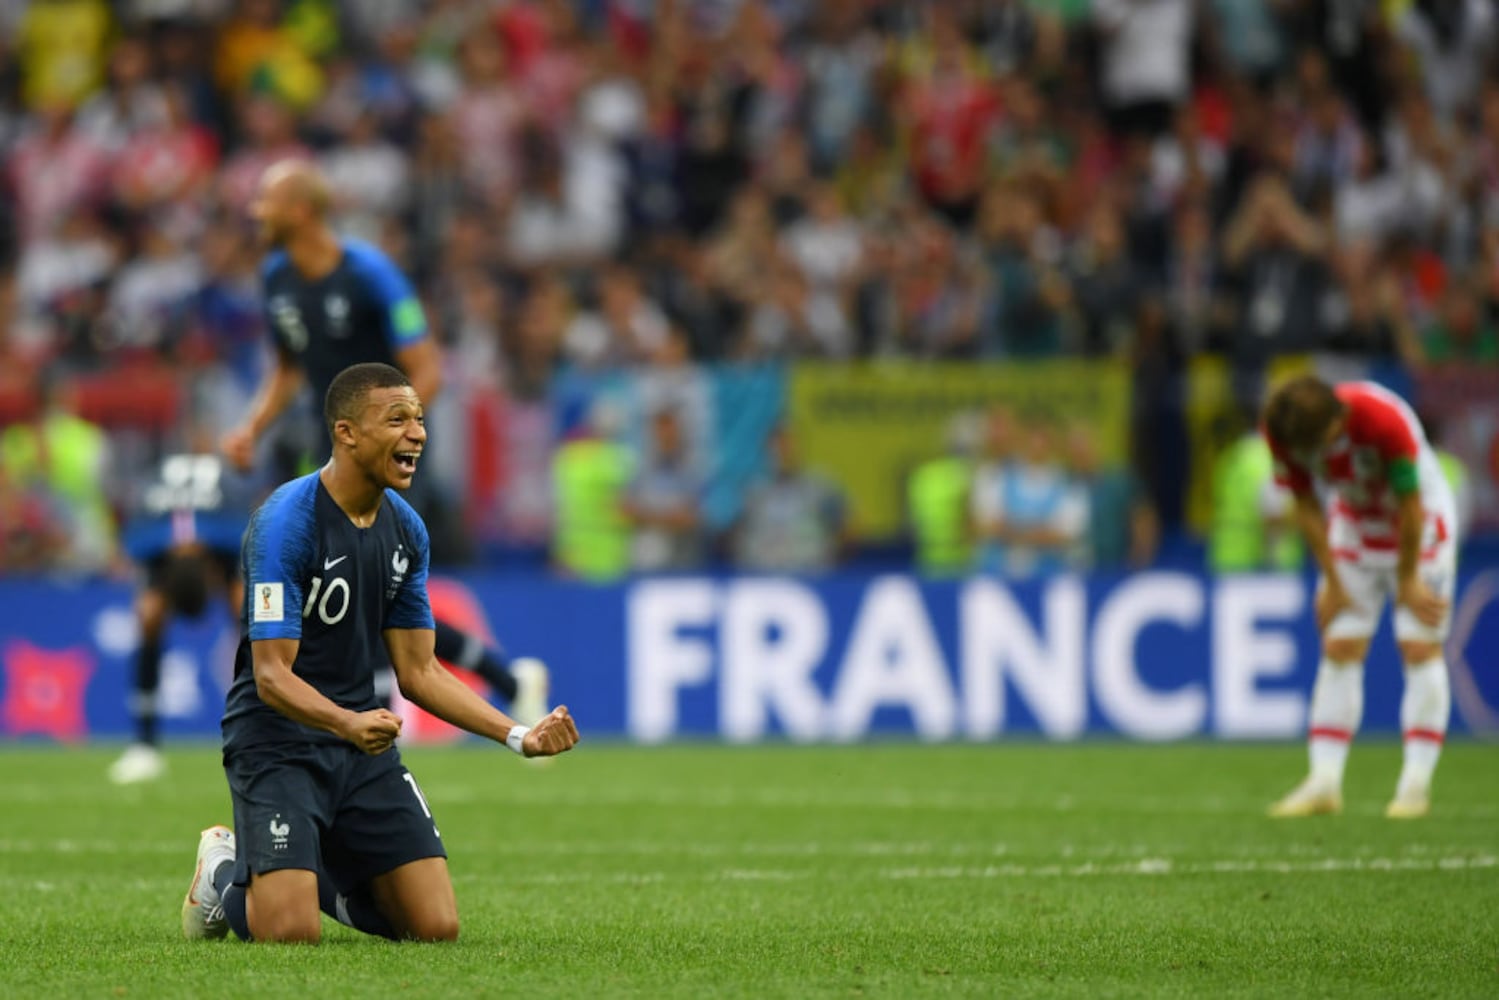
left=1323, top=514, right=1456, bottom=644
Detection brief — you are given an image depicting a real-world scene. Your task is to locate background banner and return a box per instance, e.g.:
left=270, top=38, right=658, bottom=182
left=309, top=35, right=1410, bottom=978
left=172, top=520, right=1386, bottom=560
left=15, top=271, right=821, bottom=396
left=787, top=361, right=1131, bottom=539
left=4, top=570, right=1496, bottom=744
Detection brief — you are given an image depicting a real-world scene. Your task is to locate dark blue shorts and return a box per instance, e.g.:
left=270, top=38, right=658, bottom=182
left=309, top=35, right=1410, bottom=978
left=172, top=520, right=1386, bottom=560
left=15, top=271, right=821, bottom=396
left=224, top=741, right=446, bottom=893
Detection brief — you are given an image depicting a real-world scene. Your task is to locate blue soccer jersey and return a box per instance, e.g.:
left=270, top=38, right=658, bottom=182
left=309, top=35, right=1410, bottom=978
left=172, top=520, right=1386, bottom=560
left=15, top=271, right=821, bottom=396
left=122, top=453, right=254, bottom=562
left=261, top=239, right=429, bottom=412
left=222, top=472, right=435, bottom=751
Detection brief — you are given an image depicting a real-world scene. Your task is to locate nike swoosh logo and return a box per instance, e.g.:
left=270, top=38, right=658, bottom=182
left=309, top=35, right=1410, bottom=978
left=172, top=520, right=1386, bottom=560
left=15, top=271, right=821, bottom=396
left=324, top=556, right=347, bottom=570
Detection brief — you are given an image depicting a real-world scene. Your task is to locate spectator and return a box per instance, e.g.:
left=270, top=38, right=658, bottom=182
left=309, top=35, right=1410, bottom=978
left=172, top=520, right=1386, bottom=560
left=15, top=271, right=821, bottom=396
left=551, top=400, right=635, bottom=582
left=110, top=83, right=219, bottom=225
left=908, top=410, right=979, bottom=577
left=16, top=0, right=112, bottom=112
left=1422, top=280, right=1499, bottom=364
left=0, top=461, right=66, bottom=574
left=106, top=217, right=202, bottom=350
left=76, top=34, right=168, bottom=151
left=865, top=212, right=982, bottom=358
left=974, top=183, right=1069, bottom=358
left=972, top=412, right=1089, bottom=579
left=7, top=102, right=111, bottom=248
left=627, top=407, right=706, bottom=573
left=733, top=425, right=848, bottom=574
left=1207, top=410, right=1302, bottom=573
left=0, top=373, right=117, bottom=574
left=1065, top=200, right=1140, bottom=355
left=898, top=6, right=998, bottom=226
left=1093, top=0, right=1195, bottom=139
left=780, top=181, right=864, bottom=310
left=1220, top=176, right=1332, bottom=379
left=800, top=0, right=883, bottom=170
left=1393, top=0, right=1496, bottom=123
left=318, top=109, right=410, bottom=243
left=213, top=0, right=323, bottom=111
left=1320, top=250, right=1423, bottom=367
left=1067, top=424, right=1158, bottom=571
left=563, top=261, right=672, bottom=368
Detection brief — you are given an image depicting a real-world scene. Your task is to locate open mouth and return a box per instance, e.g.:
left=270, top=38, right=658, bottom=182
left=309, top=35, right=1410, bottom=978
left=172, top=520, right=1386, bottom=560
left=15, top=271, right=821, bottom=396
left=393, top=451, right=421, bottom=474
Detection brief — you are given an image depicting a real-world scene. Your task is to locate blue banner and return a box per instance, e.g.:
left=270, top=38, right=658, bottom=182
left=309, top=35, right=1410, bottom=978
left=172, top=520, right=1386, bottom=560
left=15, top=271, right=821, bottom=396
left=2, top=571, right=1497, bottom=742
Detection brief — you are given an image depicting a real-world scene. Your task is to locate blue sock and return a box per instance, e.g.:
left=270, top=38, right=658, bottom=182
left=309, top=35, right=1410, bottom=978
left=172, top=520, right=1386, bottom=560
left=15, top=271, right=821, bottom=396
left=212, top=862, right=251, bottom=941
left=317, top=874, right=398, bottom=940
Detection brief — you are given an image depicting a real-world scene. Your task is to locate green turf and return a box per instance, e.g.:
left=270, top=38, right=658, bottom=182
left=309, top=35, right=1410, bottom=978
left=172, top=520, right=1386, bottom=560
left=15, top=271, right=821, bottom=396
left=1, top=742, right=1495, bottom=998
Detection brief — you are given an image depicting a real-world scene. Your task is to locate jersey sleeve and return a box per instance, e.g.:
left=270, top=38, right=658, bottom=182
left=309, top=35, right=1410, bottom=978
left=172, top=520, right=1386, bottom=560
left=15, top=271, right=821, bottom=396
left=1263, top=431, right=1313, bottom=496
left=259, top=254, right=297, bottom=356
left=355, top=244, right=429, bottom=350
left=384, top=498, right=435, bottom=631
left=1351, top=393, right=1421, bottom=496
left=243, top=483, right=317, bottom=642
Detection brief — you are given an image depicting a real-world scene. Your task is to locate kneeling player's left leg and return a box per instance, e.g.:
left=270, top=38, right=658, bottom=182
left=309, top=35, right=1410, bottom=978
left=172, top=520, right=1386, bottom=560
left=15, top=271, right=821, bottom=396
left=370, top=857, right=459, bottom=942
left=324, top=750, right=452, bottom=940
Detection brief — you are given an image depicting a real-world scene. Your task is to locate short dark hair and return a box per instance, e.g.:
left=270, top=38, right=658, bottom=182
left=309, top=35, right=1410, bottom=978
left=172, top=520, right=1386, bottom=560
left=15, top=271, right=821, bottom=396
left=1262, top=375, right=1345, bottom=452
left=324, top=363, right=412, bottom=433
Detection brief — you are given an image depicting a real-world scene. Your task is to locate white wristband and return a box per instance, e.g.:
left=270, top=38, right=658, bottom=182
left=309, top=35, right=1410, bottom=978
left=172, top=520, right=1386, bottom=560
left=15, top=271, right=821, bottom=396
left=506, top=725, right=530, bottom=755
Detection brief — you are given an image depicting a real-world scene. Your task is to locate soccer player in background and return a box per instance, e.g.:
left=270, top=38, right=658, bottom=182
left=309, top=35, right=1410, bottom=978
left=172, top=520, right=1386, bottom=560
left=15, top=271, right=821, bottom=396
left=182, top=363, right=579, bottom=943
left=220, top=160, right=546, bottom=724
left=1262, top=376, right=1455, bottom=819
left=110, top=451, right=253, bottom=784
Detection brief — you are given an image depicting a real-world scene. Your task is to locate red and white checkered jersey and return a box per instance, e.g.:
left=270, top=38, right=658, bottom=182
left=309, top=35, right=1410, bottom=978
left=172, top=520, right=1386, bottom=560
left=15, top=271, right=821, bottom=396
left=1266, top=381, right=1455, bottom=553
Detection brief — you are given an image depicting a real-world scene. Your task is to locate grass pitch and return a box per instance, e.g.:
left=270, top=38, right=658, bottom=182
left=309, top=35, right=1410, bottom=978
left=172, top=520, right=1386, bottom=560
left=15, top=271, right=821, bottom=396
left=1, top=742, right=1495, bottom=998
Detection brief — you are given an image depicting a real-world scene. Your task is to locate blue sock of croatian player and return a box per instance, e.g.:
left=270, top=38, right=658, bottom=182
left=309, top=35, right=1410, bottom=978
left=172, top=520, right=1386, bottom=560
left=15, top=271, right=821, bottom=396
left=318, top=876, right=399, bottom=940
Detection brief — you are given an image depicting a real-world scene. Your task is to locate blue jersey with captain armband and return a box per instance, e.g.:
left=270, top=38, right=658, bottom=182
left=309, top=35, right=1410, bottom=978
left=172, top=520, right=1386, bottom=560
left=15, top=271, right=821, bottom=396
left=221, top=472, right=435, bottom=753
left=261, top=238, right=429, bottom=412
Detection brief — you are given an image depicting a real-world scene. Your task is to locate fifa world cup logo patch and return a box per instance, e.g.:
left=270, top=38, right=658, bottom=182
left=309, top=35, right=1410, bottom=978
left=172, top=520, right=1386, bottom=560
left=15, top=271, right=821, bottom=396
left=252, top=582, right=285, bottom=623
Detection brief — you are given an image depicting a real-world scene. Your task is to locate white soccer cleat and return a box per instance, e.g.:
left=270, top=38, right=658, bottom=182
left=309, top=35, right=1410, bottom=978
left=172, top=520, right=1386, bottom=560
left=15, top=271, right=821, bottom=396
left=510, top=657, right=551, bottom=727
left=1268, top=777, right=1343, bottom=818
left=1385, top=788, right=1430, bottom=819
left=108, top=743, right=166, bottom=785
left=181, top=825, right=236, bottom=941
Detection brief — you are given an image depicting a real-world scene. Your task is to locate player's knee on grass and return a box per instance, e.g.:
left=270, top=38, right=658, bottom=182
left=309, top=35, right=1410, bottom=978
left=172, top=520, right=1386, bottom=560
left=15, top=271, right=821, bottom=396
left=1398, top=641, right=1443, bottom=667
left=400, top=906, right=459, bottom=942
left=372, top=858, right=459, bottom=942
left=247, top=871, right=322, bottom=943
left=1322, top=637, right=1368, bottom=664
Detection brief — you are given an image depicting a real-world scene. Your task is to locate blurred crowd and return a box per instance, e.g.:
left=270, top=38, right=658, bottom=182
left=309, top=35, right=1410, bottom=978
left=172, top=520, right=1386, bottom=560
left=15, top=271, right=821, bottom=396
left=2, top=0, right=1498, bottom=577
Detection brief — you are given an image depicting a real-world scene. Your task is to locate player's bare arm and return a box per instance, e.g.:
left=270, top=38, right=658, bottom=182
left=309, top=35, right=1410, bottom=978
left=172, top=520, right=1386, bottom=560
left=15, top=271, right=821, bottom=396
left=394, top=340, right=443, bottom=407
left=1394, top=493, right=1448, bottom=627
left=384, top=627, right=579, bottom=757
left=250, top=636, right=401, bottom=754
left=1291, top=492, right=1352, bottom=630
left=222, top=352, right=306, bottom=471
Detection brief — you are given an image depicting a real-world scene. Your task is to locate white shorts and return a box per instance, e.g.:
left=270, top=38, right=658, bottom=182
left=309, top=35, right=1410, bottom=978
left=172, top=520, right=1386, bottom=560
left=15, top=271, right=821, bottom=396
left=1323, top=520, right=1456, bottom=644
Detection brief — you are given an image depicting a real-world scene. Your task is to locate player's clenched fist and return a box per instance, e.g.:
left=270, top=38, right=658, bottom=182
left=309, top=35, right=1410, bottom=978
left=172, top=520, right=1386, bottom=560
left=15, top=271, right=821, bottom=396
left=343, top=708, right=403, bottom=754
left=522, top=706, right=580, bottom=757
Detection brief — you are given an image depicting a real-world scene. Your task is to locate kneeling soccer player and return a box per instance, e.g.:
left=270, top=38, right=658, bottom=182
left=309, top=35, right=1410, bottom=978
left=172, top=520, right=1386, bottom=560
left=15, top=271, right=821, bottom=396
left=181, top=362, right=579, bottom=942
left=1262, top=376, right=1454, bottom=819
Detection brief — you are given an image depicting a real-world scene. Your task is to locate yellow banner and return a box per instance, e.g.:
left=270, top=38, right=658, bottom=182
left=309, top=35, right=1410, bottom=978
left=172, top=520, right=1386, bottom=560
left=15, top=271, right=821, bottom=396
left=787, top=362, right=1131, bottom=540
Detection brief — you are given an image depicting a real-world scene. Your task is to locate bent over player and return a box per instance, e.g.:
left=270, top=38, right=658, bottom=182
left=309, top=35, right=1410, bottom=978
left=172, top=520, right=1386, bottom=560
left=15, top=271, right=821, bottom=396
left=182, top=363, right=579, bottom=942
left=1263, top=376, right=1454, bottom=819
